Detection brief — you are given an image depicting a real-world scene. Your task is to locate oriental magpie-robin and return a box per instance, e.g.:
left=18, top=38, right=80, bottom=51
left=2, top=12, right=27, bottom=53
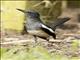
left=17, top=8, right=70, bottom=41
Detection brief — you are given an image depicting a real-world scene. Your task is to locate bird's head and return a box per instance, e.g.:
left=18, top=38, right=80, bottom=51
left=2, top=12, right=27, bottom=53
left=16, top=8, right=40, bottom=18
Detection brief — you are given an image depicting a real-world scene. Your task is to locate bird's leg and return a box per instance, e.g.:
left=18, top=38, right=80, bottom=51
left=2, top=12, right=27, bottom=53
left=33, top=35, right=37, bottom=43
left=46, top=36, right=52, bottom=42
left=46, top=37, right=50, bottom=42
left=46, top=36, right=54, bottom=45
left=33, top=35, right=40, bottom=47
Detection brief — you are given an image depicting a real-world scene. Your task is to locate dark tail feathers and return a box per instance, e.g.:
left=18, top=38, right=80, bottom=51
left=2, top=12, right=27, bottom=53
left=48, top=17, right=71, bottom=30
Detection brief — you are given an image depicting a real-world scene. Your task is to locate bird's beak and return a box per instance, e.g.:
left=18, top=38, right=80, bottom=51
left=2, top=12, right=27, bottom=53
left=16, top=8, right=27, bottom=13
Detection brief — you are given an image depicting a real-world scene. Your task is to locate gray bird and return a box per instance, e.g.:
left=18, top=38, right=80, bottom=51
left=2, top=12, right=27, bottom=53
left=17, top=8, right=70, bottom=41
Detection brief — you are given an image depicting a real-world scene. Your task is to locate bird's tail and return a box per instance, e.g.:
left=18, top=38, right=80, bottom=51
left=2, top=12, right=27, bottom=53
left=48, top=17, right=70, bottom=30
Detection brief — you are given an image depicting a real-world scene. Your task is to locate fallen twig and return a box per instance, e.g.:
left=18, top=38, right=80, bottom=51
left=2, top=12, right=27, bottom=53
left=1, top=39, right=72, bottom=45
left=1, top=40, right=35, bottom=45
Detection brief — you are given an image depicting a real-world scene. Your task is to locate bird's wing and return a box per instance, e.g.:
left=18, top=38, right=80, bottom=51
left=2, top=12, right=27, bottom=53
left=41, top=24, right=56, bottom=39
left=48, top=17, right=70, bottom=31
left=41, top=24, right=55, bottom=33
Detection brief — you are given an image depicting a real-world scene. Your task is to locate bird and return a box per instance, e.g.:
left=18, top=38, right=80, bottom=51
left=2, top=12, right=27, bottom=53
left=16, top=8, right=70, bottom=42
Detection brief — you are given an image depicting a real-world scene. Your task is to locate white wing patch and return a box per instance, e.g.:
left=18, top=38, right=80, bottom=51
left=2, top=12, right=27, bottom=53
left=41, top=24, right=55, bottom=33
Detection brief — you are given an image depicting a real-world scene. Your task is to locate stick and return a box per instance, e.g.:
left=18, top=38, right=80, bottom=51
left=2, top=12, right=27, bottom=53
left=1, top=39, right=72, bottom=45
left=1, top=40, right=34, bottom=45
